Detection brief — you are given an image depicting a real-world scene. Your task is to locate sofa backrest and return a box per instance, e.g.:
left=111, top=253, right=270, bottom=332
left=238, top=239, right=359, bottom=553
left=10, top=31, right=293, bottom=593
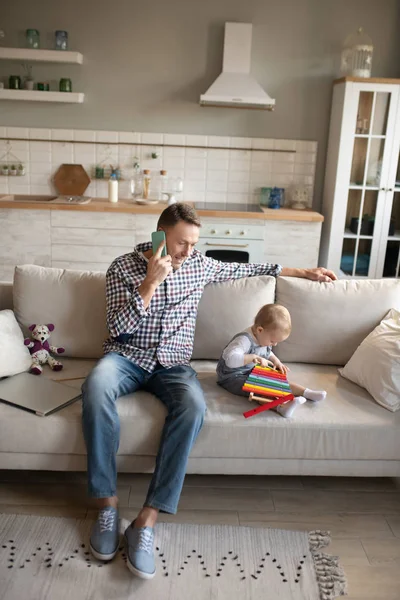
left=7, top=265, right=400, bottom=365
left=276, top=276, right=400, bottom=365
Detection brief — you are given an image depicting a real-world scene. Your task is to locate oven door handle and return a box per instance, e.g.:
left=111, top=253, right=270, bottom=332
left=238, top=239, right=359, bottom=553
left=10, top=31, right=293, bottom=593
left=204, top=242, right=249, bottom=248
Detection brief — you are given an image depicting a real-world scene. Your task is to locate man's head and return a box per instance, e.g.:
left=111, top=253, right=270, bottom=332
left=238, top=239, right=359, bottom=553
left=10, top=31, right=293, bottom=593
left=156, top=203, right=201, bottom=269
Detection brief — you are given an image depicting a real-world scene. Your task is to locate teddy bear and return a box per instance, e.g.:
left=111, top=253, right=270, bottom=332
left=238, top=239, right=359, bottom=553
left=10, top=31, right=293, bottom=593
left=24, top=324, right=65, bottom=375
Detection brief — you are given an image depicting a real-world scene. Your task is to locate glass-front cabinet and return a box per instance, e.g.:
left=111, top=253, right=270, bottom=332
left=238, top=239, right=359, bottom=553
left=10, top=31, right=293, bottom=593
left=321, top=78, right=400, bottom=279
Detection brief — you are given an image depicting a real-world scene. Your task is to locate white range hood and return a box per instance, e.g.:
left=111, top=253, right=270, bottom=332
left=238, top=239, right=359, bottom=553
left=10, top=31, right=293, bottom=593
left=200, top=22, right=275, bottom=110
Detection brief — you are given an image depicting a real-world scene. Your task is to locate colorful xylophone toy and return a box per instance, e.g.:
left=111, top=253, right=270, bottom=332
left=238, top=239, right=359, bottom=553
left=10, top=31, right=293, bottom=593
left=242, top=365, right=294, bottom=419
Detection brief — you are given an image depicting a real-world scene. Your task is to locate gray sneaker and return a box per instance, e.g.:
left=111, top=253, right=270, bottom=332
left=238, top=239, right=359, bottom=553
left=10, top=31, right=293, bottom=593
left=124, top=522, right=156, bottom=579
left=89, top=506, right=119, bottom=561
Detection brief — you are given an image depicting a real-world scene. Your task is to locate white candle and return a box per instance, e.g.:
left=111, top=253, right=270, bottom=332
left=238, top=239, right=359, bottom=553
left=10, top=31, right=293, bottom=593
left=108, top=178, right=118, bottom=203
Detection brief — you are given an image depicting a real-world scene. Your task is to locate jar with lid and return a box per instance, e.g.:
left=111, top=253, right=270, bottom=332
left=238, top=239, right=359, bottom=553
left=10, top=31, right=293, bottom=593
left=26, top=29, right=40, bottom=49
left=55, top=30, right=68, bottom=50
left=143, top=169, right=151, bottom=199
left=340, top=27, right=373, bottom=78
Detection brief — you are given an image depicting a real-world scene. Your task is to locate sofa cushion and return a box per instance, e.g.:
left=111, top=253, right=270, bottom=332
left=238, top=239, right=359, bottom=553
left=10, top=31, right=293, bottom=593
left=0, top=309, right=32, bottom=377
left=13, top=265, right=108, bottom=359
left=339, top=308, right=400, bottom=413
left=275, top=277, right=400, bottom=365
left=192, top=275, right=276, bottom=359
left=1, top=360, right=398, bottom=463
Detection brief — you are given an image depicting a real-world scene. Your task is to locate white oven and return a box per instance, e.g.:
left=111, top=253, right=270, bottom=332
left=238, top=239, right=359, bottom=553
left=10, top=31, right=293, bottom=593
left=197, top=222, right=266, bottom=263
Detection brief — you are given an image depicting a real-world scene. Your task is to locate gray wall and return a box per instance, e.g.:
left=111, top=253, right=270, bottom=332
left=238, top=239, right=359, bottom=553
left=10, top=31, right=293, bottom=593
left=1, top=0, right=400, bottom=210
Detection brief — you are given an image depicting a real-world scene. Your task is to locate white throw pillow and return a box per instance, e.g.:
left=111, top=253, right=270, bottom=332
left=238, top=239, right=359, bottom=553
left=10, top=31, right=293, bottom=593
left=0, top=309, right=32, bottom=378
left=339, top=308, right=400, bottom=412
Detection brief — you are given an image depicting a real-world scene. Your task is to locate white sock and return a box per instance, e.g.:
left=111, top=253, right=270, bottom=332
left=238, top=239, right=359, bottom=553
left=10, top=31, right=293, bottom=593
left=304, top=388, right=327, bottom=402
left=276, top=396, right=306, bottom=418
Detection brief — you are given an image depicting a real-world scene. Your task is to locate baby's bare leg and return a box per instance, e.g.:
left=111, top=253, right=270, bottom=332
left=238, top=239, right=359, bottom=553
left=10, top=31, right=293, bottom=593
left=289, top=381, right=306, bottom=397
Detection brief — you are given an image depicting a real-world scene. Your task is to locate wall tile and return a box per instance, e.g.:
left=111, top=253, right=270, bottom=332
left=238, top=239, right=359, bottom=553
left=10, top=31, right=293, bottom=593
left=30, top=184, right=53, bottom=195
left=30, top=162, right=52, bottom=175
left=0, top=126, right=6, bottom=138
left=185, top=135, right=207, bottom=147
left=229, top=193, right=249, bottom=204
left=206, top=180, right=228, bottom=193
left=227, top=181, right=249, bottom=194
left=207, top=136, right=230, bottom=148
left=205, top=192, right=227, bottom=203
left=184, top=169, right=206, bottom=181
left=29, top=128, right=51, bottom=140
left=231, top=137, right=252, bottom=149
left=30, top=141, right=51, bottom=153
left=0, top=181, right=9, bottom=194
left=186, top=148, right=207, bottom=158
left=74, top=130, right=96, bottom=142
left=207, top=158, right=229, bottom=170
left=141, top=132, right=164, bottom=144
left=185, top=157, right=206, bottom=170
left=6, top=127, right=29, bottom=139
left=207, top=149, right=229, bottom=160
left=228, top=171, right=250, bottom=183
left=95, top=130, right=119, bottom=143
left=229, top=149, right=251, bottom=161
left=52, top=129, right=74, bottom=141
left=206, top=170, right=228, bottom=182
left=184, top=191, right=205, bottom=202
left=164, top=133, right=185, bottom=146
left=184, top=180, right=206, bottom=192
left=163, top=156, right=185, bottom=170
left=275, top=139, right=296, bottom=151
left=295, top=152, right=317, bottom=164
left=118, top=131, right=140, bottom=144
left=229, top=159, right=251, bottom=171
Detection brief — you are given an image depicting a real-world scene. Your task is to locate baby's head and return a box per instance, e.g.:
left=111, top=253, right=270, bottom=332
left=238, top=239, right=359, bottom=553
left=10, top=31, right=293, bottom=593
left=252, top=304, right=291, bottom=347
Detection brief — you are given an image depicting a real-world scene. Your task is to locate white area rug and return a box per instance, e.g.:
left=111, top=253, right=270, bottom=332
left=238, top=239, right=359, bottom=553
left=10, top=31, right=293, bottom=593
left=0, top=513, right=347, bottom=600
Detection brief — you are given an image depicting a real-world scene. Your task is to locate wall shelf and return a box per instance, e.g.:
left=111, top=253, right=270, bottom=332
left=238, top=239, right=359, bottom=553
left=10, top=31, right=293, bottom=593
left=0, top=89, right=84, bottom=103
left=0, top=47, right=83, bottom=64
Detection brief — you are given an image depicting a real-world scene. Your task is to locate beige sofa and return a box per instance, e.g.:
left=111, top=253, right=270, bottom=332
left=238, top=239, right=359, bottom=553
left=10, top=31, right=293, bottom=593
left=1, top=265, right=400, bottom=477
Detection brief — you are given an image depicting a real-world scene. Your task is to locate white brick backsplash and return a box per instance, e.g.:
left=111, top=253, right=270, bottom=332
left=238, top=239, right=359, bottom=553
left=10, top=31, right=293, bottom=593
left=295, top=152, right=317, bottom=164
left=8, top=183, right=30, bottom=195
left=185, top=135, right=207, bottom=147
left=29, top=128, right=51, bottom=140
left=207, top=158, right=229, bottom=171
left=186, top=148, right=207, bottom=158
left=52, top=129, right=74, bottom=141
left=229, top=159, right=251, bottom=172
left=141, top=132, right=164, bottom=145
left=74, top=130, right=96, bottom=142
left=95, top=131, right=119, bottom=143
left=163, top=157, right=185, bottom=170
left=185, top=191, right=205, bottom=202
left=185, top=157, right=206, bottom=170
left=118, top=131, right=140, bottom=144
left=184, top=169, right=206, bottom=181
left=164, top=133, right=185, bottom=146
left=228, top=193, right=249, bottom=204
left=164, top=146, right=185, bottom=158
left=207, top=136, right=230, bottom=148
left=206, top=192, right=227, bottom=203
left=2, top=127, right=317, bottom=207
left=228, top=171, right=250, bottom=183
left=30, top=162, right=52, bottom=174
left=206, top=180, right=228, bottom=192
left=206, top=170, right=228, bottom=182
left=30, top=141, right=51, bottom=153
left=207, top=148, right=229, bottom=160
left=275, top=139, right=296, bottom=151
left=229, top=149, right=251, bottom=161
left=228, top=181, right=249, bottom=194
left=184, top=180, right=206, bottom=192
left=6, top=127, right=29, bottom=139
left=231, top=137, right=252, bottom=149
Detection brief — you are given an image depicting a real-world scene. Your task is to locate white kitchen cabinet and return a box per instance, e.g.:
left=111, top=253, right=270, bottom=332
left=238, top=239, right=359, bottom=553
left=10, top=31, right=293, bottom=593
left=320, top=77, right=400, bottom=279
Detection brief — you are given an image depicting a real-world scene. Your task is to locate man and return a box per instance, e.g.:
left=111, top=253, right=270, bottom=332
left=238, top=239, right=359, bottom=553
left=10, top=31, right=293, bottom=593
left=82, top=203, right=336, bottom=579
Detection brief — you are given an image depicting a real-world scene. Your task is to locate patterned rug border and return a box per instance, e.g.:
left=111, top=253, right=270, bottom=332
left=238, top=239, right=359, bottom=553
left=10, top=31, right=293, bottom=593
left=0, top=513, right=348, bottom=600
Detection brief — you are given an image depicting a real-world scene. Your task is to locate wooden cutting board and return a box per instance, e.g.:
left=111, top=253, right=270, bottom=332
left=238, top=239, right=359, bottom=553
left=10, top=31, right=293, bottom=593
left=53, top=164, right=91, bottom=196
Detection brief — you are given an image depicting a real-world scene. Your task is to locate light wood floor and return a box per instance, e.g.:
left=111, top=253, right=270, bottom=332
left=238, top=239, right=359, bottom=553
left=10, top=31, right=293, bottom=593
left=0, top=471, right=399, bottom=599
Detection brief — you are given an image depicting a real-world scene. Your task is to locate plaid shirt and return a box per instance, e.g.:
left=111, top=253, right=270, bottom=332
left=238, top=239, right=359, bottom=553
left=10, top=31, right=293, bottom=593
left=104, top=242, right=282, bottom=372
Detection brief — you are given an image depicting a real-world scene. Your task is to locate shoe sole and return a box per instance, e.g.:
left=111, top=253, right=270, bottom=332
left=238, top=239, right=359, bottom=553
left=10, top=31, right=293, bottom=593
left=89, top=542, right=119, bottom=562
left=125, top=555, right=156, bottom=580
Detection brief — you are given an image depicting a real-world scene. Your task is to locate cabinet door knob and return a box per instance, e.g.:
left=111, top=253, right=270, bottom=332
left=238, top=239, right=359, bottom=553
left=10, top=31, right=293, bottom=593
left=225, top=230, right=232, bottom=235
left=240, top=230, right=245, bottom=235
left=380, top=187, right=385, bottom=191
left=210, top=229, right=216, bottom=234
left=388, top=188, right=393, bottom=192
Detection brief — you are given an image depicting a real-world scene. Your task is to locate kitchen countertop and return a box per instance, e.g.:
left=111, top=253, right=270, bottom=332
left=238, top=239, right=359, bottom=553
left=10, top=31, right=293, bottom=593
left=0, top=195, right=324, bottom=222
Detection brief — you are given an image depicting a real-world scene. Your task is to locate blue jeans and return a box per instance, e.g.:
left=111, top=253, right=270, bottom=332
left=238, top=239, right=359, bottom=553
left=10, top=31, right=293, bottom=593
left=81, top=352, right=206, bottom=514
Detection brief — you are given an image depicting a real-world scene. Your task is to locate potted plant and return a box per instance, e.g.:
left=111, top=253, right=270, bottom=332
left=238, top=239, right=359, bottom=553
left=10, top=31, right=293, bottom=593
left=17, top=163, right=25, bottom=176
left=10, top=164, right=17, bottom=176
left=1, top=164, right=9, bottom=176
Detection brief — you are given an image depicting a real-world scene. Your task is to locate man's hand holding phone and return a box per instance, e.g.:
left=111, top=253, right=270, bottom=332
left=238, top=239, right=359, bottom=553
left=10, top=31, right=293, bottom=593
left=146, top=239, right=172, bottom=287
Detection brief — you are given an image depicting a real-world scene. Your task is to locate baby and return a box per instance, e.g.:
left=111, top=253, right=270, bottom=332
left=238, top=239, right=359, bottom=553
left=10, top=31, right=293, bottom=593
left=217, top=303, right=326, bottom=418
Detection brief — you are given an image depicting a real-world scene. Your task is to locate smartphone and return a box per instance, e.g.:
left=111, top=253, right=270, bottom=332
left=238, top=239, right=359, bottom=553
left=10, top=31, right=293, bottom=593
left=151, top=230, right=167, bottom=257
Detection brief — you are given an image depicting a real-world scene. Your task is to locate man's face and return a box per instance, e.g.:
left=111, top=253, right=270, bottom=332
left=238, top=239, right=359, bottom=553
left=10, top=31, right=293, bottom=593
left=162, top=221, right=200, bottom=270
